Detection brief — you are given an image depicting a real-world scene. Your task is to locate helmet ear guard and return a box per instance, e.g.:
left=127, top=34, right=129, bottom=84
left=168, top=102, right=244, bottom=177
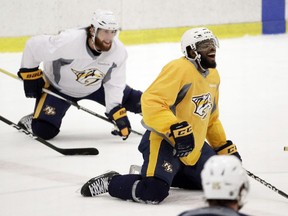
left=185, top=45, right=201, bottom=61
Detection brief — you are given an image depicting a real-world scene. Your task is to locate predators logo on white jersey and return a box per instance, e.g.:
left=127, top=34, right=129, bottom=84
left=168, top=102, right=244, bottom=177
left=71, top=68, right=105, bottom=86
left=192, top=93, right=213, bottom=119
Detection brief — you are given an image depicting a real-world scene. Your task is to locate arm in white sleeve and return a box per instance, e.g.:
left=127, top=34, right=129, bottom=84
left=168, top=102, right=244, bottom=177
left=103, top=57, right=127, bottom=113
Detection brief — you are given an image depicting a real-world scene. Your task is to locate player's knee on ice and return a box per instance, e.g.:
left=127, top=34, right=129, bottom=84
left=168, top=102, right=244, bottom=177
left=109, top=175, right=169, bottom=204
left=134, top=177, right=169, bottom=204
left=108, top=174, right=142, bottom=200
left=32, top=119, right=60, bottom=140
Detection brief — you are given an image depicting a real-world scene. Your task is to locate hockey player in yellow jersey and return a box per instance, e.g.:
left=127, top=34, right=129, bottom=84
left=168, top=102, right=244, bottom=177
left=80, top=27, right=242, bottom=204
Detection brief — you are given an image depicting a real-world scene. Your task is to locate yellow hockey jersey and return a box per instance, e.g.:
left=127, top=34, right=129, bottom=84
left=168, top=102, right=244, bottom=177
left=141, top=57, right=227, bottom=166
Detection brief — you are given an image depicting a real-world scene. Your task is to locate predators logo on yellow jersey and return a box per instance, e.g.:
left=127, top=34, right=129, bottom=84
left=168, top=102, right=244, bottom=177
left=192, top=93, right=213, bottom=119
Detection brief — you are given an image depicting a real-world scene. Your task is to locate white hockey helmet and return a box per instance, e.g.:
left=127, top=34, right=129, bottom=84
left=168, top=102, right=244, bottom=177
left=201, top=155, right=249, bottom=208
left=91, top=10, right=120, bottom=32
left=181, top=27, right=219, bottom=59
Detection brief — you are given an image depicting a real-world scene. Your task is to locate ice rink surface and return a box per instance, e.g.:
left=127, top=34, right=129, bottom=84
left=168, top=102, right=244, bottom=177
left=1, top=34, right=288, bottom=216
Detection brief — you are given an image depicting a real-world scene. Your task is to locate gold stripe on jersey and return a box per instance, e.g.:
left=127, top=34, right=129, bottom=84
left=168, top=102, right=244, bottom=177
left=141, top=57, right=227, bottom=166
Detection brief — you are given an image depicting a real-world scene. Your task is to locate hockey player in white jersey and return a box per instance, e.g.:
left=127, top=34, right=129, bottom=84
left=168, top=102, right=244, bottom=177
left=178, top=155, right=250, bottom=216
left=17, top=10, right=142, bottom=140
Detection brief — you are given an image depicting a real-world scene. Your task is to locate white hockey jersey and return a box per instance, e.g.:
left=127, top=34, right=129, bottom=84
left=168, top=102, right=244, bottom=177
left=20, top=28, right=128, bottom=113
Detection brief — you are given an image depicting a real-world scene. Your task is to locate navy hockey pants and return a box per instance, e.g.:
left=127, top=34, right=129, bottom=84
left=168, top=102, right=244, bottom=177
left=139, top=130, right=217, bottom=189
left=31, top=84, right=142, bottom=139
left=108, top=130, right=217, bottom=203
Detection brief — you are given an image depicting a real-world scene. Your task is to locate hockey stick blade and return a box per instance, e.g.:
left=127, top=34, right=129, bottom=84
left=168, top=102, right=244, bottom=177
left=0, top=115, right=99, bottom=156
left=246, top=169, right=288, bottom=199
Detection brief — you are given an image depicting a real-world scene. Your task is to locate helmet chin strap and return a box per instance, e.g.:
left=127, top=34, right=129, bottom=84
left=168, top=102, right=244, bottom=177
left=187, top=50, right=207, bottom=73
left=195, top=53, right=206, bottom=72
left=91, top=37, right=97, bottom=51
left=91, top=30, right=102, bottom=53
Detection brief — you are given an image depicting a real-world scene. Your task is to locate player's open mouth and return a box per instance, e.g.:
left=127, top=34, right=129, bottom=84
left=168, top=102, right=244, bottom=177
left=207, top=52, right=215, bottom=58
left=103, top=41, right=111, bottom=46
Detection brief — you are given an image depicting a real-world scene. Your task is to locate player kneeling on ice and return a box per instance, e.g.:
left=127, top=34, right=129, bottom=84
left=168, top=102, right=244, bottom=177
left=178, top=155, right=250, bottom=216
left=80, top=27, right=242, bottom=204
left=17, top=10, right=142, bottom=140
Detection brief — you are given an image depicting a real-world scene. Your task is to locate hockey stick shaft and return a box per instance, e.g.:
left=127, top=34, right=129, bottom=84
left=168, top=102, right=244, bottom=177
left=0, top=67, right=18, bottom=79
left=0, top=115, right=99, bottom=156
left=246, top=169, right=288, bottom=199
left=128, top=164, right=288, bottom=199
left=0, top=68, right=143, bottom=136
left=42, top=89, right=143, bottom=136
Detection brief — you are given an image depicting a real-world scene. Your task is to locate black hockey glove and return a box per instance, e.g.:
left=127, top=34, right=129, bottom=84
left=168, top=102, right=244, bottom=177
left=215, top=140, right=242, bottom=161
left=107, top=105, right=131, bottom=140
left=170, top=121, right=194, bottom=157
left=17, top=67, right=45, bottom=98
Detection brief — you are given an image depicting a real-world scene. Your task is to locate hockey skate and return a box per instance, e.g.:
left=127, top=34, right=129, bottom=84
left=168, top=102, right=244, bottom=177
left=81, top=171, right=119, bottom=197
left=18, top=113, right=33, bottom=133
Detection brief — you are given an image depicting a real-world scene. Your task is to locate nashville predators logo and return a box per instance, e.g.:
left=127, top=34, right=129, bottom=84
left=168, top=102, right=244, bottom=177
left=192, top=93, right=213, bottom=119
left=43, top=105, right=56, bottom=116
left=162, top=161, right=173, bottom=173
left=71, top=68, right=105, bottom=86
left=212, top=182, right=221, bottom=190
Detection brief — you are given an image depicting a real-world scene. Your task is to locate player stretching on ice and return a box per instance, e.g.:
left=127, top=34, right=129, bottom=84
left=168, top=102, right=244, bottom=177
left=80, top=27, right=242, bottom=204
left=17, top=10, right=142, bottom=140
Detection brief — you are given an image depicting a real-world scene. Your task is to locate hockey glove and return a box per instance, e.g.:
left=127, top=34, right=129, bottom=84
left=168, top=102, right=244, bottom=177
left=170, top=121, right=194, bottom=157
left=108, top=105, right=131, bottom=140
left=18, top=67, right=45, bottom=98
left=215, top=140, right=242, bottom=161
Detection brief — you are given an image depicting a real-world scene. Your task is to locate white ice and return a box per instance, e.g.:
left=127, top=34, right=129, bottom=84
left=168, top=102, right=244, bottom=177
left=1, top=34, right=288, bottom=216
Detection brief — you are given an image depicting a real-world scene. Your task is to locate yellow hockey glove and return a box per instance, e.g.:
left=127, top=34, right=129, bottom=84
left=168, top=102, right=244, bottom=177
left=170, top=121, right=194, bottom=157
left=108, top=105, right=131, bottom=140
left=215, top=140, right=242, bottom=161
left=17, top=67, right=45, bottom=98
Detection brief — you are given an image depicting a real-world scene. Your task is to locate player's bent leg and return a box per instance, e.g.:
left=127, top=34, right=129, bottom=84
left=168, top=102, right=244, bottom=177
left=122, top=85, right=142, bottom=114
left=32, top=119, right=60, bottom=140
left=109, top=175, right=169, bottom=204
left=108, top=174, right=142, bottom=200
left=171, top=142, right=217, bottom=190
left=29, top=88, right=71, bottom=140
left=132, top=177, right=169, bottom=204
left=84, top=85, right=142, bottom=114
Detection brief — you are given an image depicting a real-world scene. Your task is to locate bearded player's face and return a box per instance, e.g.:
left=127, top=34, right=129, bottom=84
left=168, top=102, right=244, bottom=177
left=94, top=29, right=117, bottom=51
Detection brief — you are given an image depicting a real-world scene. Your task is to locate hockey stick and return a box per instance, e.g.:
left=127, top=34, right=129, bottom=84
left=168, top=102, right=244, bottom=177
left=0, top=115, right=99, bottom=156
left=0, top=68, right=143, bottom=136
left=246, top=169, right=288, bottom=199
left=0, top=67, right=18, bottom=79
left=128, top=163, right=288, bottom=200
left=41, top=88, right=143, bottom=136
